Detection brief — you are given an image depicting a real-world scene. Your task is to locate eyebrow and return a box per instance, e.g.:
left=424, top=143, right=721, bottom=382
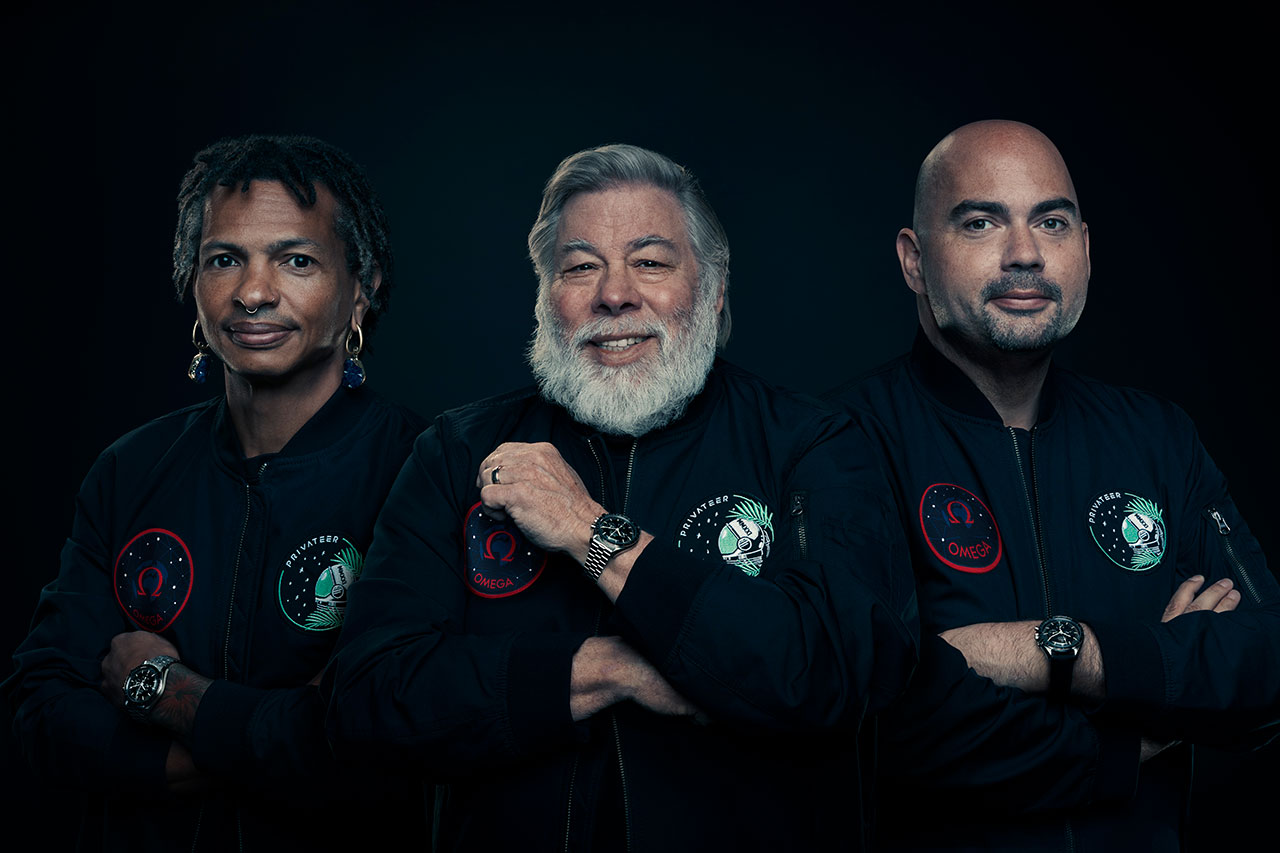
left=948, top=198, right=1078, bottom=223
left=560, top=238, right=600, bottom=257
left=627, top=234, right=678, bottom=253
left=200, top=237, right=323, bottom=258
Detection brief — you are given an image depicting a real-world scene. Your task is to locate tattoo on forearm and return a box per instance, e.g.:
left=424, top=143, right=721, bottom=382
left=149, top=664, right=211, bottom=738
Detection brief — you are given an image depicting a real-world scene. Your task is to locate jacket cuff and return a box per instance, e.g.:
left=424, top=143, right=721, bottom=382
left=1088, top=620, right=1165, bottom=717
left=1090, top=723, right=1142, bottom=803
left=105, top=719, right=172, bottom=793
left=612, top=538, right=713, bottom=666
left=505, top=631, right=591, bottom=757
left=189, top=679, right=270, bottom=775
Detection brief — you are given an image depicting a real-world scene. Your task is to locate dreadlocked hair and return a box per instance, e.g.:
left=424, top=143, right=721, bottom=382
left=172, top=135, right=393, bottom=340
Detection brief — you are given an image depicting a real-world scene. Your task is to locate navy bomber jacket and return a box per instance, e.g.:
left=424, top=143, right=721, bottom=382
left=828, top=334, right=1279, bottom=852
left=6, top=388, right=426, bottom=852
left=325, top=360, right=919, bottom=853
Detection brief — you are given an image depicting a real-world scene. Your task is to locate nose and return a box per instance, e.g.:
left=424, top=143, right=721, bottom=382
left=234, top=259, right=279, bottom=314
left=1002, top=222, right=1044, bottom=271
left=594, top=265, right=641, bottom=316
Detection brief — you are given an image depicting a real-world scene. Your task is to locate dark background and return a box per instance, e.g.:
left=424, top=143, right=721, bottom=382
left=5, top=1, right=1275, bottom=846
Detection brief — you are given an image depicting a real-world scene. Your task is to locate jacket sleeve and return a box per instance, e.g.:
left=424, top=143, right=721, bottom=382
left=4, top=450, right=173, bottom=794
left=324, top=423, right=591, bottom=775
left=609, top=413, right=918, bottom=731
left=1088, top=422, right=1280, bottom=746
left=876, top=634, right=1143, bottom=813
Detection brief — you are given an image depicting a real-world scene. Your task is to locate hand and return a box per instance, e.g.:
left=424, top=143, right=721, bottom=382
left=99, top=631, right=180, bottom=708
left=570, top=637, right=701, bottom=721
left=1161, top=575, right=1240, bottom=622
left=478, top=442, right=604, bottom=562
left=1139, top=737, right=1179, bottom=763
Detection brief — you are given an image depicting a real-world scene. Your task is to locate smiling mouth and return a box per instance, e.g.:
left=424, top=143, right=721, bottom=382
left=593, top=336, right=651, bottom=351
left=988, top=291, right=1056, bottom=312
left=227, top=323, right=293, bottom=347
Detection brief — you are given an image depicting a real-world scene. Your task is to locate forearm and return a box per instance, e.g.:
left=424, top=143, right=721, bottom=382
left=148, top=664, right=211, bottom=740
left=940, top=620, right=1105, bottom=701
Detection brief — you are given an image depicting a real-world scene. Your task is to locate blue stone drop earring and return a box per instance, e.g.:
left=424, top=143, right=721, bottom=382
left=188, top=320, right=211, bottom=384
left=343, top=323, right=366, bottom=389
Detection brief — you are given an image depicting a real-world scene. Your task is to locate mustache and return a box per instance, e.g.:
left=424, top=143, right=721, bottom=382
left=980, top=271, right=1064, bottom=303
left=568, top=315, right=669, bottom=348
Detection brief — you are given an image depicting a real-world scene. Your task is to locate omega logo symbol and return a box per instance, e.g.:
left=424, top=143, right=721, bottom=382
left=484, top=530, right=517, bottom=563
left=464, top=502, right=546, bottom=598
left=919, top=483, right=1003, bottom=574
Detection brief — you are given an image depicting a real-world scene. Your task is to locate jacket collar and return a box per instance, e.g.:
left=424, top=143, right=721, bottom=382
left=213, top=386, right=373, bottom=475
left=908, top=330, right=1059, bottom=425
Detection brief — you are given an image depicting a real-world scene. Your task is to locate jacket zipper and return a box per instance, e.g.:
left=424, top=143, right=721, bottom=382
left=790, top=492, right=809, bottom=560
left=1008, top=428, right=1052, bottom=616
left=611, top=714, right=633, bottom=852
left=218, top=462, right=264, bottom=853
left=1205, top=507, right=1263, bottom=604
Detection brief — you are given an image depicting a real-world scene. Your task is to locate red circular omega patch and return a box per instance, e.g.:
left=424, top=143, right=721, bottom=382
left=113, top=528, right=195, bottom=631
left=462, top=502, right=547, bottom=598
left=918, top=483, right=1003, bottom=573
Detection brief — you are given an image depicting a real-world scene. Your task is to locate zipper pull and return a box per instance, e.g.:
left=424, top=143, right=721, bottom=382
left=1207, top=507, right=1231, bottom=535
left=791, top=493, right=806, bottom=515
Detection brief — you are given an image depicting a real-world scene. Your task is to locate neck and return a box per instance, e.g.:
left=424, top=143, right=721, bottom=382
left=921, top=323, right=1051, bottom=430
left=222, top=360, right=344, bottom=457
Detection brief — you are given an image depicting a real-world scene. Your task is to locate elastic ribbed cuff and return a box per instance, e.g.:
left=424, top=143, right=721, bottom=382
left=612, top=538, right=714, bottom=666
left=1088, top=620, right=1165, bottom=718
left=505, top=631, right=592, bottom=757
left=189, top=680, right=269, bottom=775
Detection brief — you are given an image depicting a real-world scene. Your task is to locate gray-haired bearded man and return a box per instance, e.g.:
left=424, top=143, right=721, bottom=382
left=325, top=143, right=917, bottom=852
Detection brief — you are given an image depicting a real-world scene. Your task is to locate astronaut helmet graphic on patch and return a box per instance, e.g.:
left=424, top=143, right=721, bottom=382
left=1087, top=491, right=1167, bottom=572
left=677, top=493, right=775, bottom=577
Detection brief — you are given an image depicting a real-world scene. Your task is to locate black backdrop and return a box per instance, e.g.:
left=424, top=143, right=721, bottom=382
left=6, top=2, right=1275, bottom=846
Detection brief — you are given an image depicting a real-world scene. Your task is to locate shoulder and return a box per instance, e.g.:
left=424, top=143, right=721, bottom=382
left=1051, top=368, right=1198, bottom=438
left=101, top=399, right=221, bottom=463
left=710, top=360, right=862, bottom=451
left=823, top=353, right=913, bottom=413
left=415, top=386, right=547, bottom=455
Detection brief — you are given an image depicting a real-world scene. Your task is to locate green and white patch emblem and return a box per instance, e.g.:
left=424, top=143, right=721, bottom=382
left=277, top=534, right=365, bottom=631
left=1087, top=492, right=1166, bottom=571
left=677, top=494, right=775, bottom=576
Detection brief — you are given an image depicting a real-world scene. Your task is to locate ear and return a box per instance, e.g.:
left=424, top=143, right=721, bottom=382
left=351, top=266, right=382, bottom=327
left=897, top=228, right=927, bottom=296
left=713, top=278, right=725, bottom=315
left=1081, top=221, right=1091, bottom=281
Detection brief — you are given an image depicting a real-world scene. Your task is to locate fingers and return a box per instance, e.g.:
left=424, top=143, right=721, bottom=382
left=1162, top=576, right=1204, bottom=622
left=1163, top=576, right=1240, bottom=622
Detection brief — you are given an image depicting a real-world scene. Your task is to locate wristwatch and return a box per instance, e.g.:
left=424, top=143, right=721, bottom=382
left=1035, top=615, right=1084, bottom=701
left=122, top=654, right=179, bottom=722
left=583, top=512, right=640, bottom=581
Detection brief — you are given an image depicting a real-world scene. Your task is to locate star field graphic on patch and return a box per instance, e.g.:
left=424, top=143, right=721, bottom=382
left=114, top=528, right=194, bottom=631
left=918, top=483, right=1003, bottom=573
left=277, top=534, right=364, bottom=631
left=464, top=502, right=547, bottom=598
left=676, top=493, right=774, bottom=576
left=1087, top=491, right=1166, bottom=571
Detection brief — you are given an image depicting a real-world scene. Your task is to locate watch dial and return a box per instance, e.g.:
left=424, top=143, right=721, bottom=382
left=1043, top=618, right=1083, bottom=651
left=125, top=668, right=160, bottom=703
left=598, top=515, right=639, bottom=547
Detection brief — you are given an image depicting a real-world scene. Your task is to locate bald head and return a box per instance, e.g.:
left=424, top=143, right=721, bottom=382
left=912, top=121, right=1079, bottom=236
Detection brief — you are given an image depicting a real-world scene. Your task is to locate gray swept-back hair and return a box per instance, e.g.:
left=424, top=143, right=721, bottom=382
left=527, top=144, right=731, bottom=349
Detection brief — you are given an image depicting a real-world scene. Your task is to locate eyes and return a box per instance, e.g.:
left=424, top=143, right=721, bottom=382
left=561, top=258, right=671, bottom=277
left=205, top=253, right=318, bottom=271
left=962, top=216, right=1071, bottom=233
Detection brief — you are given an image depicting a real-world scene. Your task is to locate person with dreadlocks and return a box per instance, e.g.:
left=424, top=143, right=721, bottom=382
left=4, top=135, right=427, bottom=850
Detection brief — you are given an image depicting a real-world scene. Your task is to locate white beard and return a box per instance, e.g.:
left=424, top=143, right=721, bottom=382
left=527, top=287, right=719, bottom=437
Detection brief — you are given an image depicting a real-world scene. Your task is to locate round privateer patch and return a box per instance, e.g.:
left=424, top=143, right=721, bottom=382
left=464, top=502, right=547, bottom=598
left=676, top=493, right=775, bottom=577
left=918, top=483, right=1003, bottom=573
left=278, top=534, right=364, bottom=631
left=1087, top=491, right=1166, bottom=571
left=114, top=528, right=194, bottom=632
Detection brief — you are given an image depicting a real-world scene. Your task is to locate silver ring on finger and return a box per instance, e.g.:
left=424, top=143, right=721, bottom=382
left=491, top=466, right=503, bottom=485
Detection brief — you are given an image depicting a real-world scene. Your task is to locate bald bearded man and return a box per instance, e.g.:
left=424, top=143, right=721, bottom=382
left=828, top=121, right=1279, bottom=851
